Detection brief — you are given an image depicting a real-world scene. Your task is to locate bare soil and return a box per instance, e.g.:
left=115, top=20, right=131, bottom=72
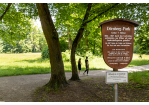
left=32, top=77, right=149, bottom=102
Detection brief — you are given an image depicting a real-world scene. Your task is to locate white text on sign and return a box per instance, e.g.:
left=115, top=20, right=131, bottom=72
left=107, top=27, right=130, bottom=31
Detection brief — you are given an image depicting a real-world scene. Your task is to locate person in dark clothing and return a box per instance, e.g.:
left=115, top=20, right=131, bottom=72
left=83, top=56, right=89, bottom=75
left=78, top=58, right=82, bottom=74
left=85, top=56, right=88, bottom=66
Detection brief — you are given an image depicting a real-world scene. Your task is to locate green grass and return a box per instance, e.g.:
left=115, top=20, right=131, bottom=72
left=0, top=53, right=51, bottom=77
left=0, top=53, right=149, bottom=77
left=128, top=70, right=149, bottom=85
left=128, top=54, right=149, bottom=67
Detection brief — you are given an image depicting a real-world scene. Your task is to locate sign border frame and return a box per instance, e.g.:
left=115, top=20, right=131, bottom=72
left=106, top=71, right=128, bottom=84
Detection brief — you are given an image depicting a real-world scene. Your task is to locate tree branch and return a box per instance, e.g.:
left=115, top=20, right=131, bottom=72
left=0, top=3, right=12, bottom=21
left=73, top=3, right=92, bottom=45
left=84, top=3, right=119, bottom=24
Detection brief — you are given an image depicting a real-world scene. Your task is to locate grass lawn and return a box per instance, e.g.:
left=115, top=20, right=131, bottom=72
left=0, top=53, right=149, bottom=77
left=0, top=53, right=51, bottom=77
left=128, top=54, right=149, bottom=67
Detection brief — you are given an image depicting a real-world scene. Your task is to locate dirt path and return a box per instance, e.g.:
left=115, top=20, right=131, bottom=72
left=0, top=65, right=149, bottom=102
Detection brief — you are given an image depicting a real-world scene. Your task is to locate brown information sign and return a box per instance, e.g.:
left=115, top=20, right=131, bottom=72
left=99, top=19, right=139, bottom=69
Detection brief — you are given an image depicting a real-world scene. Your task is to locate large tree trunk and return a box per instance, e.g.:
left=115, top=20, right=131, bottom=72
left=70, top=3, right=92, bottom=80
left=36, top=3, right=68, bottom=88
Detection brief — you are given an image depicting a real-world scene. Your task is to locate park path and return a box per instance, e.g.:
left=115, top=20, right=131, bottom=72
left=0, top=65, right=149, bottom=102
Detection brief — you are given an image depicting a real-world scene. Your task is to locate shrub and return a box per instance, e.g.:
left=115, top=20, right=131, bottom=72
left=41, top=44, right=70, bottom=60
left=59, top=39, right=69, bottom=52
left=62, top=50, right=71, bottom=61
left=41, top=46, right=49, bottom=59
left=133, top=45, right=139, bottom=53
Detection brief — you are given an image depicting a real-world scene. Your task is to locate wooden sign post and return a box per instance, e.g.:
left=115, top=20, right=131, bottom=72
left=99, top=18, right=139, bottom=102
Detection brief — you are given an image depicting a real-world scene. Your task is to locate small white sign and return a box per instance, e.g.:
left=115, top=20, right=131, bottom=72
left=106, top=71, right=128, bottom=84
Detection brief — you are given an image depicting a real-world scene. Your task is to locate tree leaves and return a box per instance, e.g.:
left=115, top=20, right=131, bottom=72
left=0, top=3, right=31, bottom=45
left=0, top=3, right=149, bottom=55
left=0, top=3, right=12, bottom=21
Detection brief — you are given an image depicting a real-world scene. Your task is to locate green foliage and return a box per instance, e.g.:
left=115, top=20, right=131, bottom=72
left=16, top=3, right=38, bottom=19
left=0, top=19, right=47, bottom=53
left=133, top=45, right=140, bottom=53
left=41, top=46, right=49, bottom=59
left=41, top=36, right=69, bottom=59
left=62, top=50, right=71, bottom=62
left=51, top=3, right=149, bottom=58
left=76, top=26, right=102, bottom=56
left=0, top=39, right=4, bottom=53
left=27, top=21, right=47, bottom=52
left=0, top=3, right=32, bottom=45
left=52, top=4, right=116, bottom=56
left=0, top=3, right=46, bottom=53
left=59, top=36, right=69, bottom=52
left=135, top=22, right=149, bottom=55
left=129, top=71, right=149, bottom=85
left=41, top=44, right=69, bottom=60
left=1, top=3, right=149, bottom=57
left=2, top=42, right=17, bottom=53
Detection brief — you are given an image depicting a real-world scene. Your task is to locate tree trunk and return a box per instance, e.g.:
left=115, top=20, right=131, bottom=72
left=68, top=35, right=72, bottom=50
left=33, top=34, right=35, bottom=52
left=93, top=39, right=95, bottom=54
left=68, top=30, right=72, bottom=61
left=68, top=26, right=72, bottom=50
left=70, top=3, right=92, bottom=80
left=85, top=28, right=89, bottom=51
left=36, top=3, right=68, bottom=88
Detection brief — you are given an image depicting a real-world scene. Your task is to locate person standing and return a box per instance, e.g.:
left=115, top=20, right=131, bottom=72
left=83, top=56, right=89, bottom=75
left=78, top=58, right=82, bottom=74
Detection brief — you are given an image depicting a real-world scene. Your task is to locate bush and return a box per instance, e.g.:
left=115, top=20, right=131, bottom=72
left=59, top=39, right=69, bottom=52
left=62, top=50, right=71, bottom=61
left=41, top=46, right=49, bottom=59
left=133, top=45, right=139, bottom=53
left=145, top=50, right=149, bottom=55
left=41, top=41, right=69, bottom=59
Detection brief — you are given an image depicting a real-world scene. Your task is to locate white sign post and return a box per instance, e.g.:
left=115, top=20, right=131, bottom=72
left=106, top=71, right=128, bottom=84
left=106, top=71, right=128, bottom=102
